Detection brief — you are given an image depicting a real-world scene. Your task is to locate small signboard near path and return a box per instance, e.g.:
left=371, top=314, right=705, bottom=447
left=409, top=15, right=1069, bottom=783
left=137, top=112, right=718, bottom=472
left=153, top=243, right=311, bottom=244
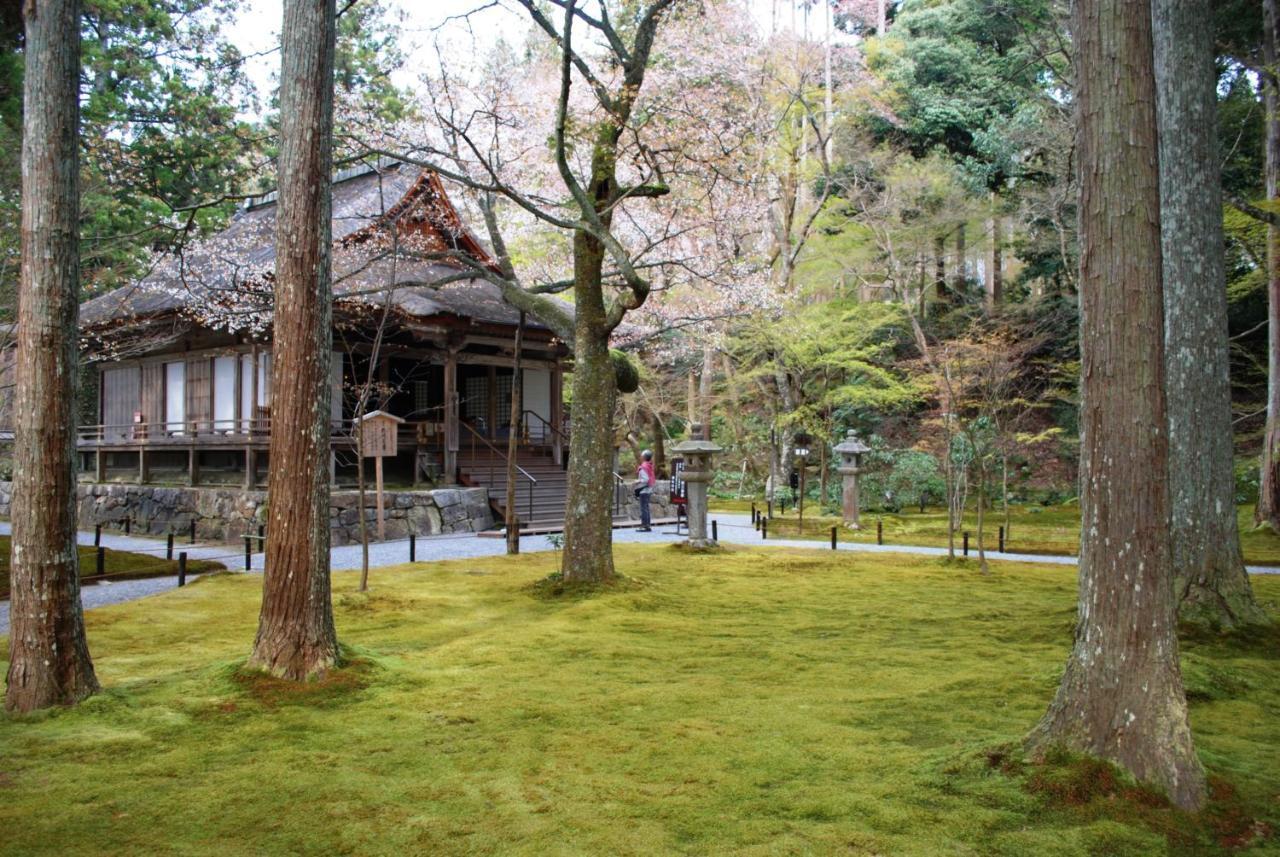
left=359, top=411, right=404, bottom=540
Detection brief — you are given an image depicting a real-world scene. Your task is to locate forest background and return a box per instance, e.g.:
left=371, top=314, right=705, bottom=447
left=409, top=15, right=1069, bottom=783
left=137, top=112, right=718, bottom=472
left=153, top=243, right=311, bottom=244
left=0, top=0, right=1271, bottom=527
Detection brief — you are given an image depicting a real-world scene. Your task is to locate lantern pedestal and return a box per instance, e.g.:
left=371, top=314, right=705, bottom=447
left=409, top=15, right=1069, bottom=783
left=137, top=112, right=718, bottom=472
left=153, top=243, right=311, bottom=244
left=833, top=430, right=871, bottom=530
left=669, top=435, right=723, bottom=548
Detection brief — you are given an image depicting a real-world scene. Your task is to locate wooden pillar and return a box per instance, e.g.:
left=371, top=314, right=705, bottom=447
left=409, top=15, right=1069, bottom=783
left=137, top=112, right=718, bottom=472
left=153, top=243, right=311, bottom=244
left=250, top=345, right=259, bottom=434
left=138, top=448, right=148, bottom=484
left=245, top=447, right=256, bottom=489
left=487, top=365, right=497, bottom=440
left=95, top=448, right=105, bottom=482
left=444, top=351, right=458, bottom=481
left=550, top=363, right=564, bottom=466
left=188, top=447, right=199, bottom=486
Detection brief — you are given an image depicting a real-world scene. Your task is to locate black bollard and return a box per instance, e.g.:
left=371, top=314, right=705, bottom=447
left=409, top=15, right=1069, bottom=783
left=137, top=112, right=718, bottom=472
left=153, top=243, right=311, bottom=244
left=410, top=533, right=417, bottom=563
left=166, top=533, right=174, bottom=561
left=178, top=552, right=187, bottom=587
left=95, top=546, right=104, bottom=577
left=761, top=518, right=768, bottom=540
left=94, top=524, right=101, bottom=547
left=998, top=525, right=1005, bottom=553
left=244, top=535, right=251, bottom=571
left=712, top=520, right=718, bottom=541
left=831, top=526, right=837, bottom=550
left=877, top=520, right=883, bottom=546
left=963, top=531, right=970, bottom=557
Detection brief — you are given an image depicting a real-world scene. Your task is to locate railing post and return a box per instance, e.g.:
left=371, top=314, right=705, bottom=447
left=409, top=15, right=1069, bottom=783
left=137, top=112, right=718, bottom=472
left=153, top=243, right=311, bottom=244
left=244, top=535, right=252, bottom=571
left=96, top=546, right=104, bottom=577
left=963, top=531, right=970, bottom=557
left=998, top=525, right=1005, bottom=553
left=166, top=533, right=174, bottom=561
left=410, top=533, right=416, bottom=563
left=94, top=524, right=101, bottom=547
left=712, top=519, right=718, bottom=541
left=190, top=519, right=197, bottom=544
left=877, top=520, right=883, bottom=545
left=124, top=516, right=131, bottom=535
left=831, top=526, right=837, bottom=550
left=761, top=518, right=767, bottom=540
left=178, top=552, right=187, bottom=587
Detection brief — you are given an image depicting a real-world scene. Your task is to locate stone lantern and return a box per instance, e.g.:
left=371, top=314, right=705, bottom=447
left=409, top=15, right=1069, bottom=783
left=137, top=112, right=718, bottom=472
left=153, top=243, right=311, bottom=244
left=669, top=423, right=723, bottom=548
left=833, top=430, right=871, bottom=529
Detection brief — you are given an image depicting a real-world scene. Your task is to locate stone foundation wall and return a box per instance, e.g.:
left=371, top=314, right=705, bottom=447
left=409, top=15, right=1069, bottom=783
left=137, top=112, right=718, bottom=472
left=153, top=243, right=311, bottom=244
left=0, top=482, right=493, bottom=545
left=618, top=483, right=678, bottom=521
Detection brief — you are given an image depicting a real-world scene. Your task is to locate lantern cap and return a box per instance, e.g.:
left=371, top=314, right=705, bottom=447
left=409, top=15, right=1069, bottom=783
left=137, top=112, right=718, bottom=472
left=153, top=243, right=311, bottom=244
left=833, top=429, right=871, bottom=455
left=670, top=438, right=723, bottom=455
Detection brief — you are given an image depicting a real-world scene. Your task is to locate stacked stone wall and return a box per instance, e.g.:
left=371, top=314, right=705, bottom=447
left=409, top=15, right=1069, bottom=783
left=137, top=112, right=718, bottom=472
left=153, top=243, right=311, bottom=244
left=0, top=483, right=493, bottom=545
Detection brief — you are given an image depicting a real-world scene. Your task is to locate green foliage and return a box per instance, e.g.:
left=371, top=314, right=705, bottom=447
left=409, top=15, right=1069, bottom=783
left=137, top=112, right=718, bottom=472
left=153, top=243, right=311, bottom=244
left=729, top=299, right=925, bottom=433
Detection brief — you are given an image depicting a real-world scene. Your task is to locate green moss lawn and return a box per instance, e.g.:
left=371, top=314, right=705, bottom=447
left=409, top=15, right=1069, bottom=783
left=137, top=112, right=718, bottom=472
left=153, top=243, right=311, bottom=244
left=2, top=546, right=1278, bottom=855
left=711, top=501, right=1280, bottom=565
left=0, top=535, right=225, bottom=599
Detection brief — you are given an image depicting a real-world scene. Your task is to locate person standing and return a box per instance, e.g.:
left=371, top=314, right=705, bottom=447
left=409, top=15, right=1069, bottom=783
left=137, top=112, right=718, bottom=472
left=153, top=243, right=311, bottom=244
left=636, top=450, right=656, bottom=532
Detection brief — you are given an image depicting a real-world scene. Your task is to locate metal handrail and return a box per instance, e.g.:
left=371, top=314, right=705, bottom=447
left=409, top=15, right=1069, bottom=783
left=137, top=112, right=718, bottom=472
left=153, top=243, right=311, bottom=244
left=520, top=409, right=568, bottom=444
left=458, top=420, right=537, bottom=526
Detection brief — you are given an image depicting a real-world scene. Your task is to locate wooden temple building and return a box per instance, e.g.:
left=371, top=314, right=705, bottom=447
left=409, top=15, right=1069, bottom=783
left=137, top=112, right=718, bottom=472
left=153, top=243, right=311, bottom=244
left=75, top=162, right=579, bottom=527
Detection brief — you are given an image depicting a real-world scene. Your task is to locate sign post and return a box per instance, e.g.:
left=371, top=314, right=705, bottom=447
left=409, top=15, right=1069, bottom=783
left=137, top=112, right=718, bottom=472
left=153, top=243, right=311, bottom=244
left=359, top=411, right=404, bottom=540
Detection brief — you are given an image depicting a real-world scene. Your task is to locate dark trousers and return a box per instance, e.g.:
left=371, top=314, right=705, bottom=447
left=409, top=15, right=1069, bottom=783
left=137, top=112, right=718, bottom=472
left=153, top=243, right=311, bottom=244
left=639, top=491, right=652, bottom=527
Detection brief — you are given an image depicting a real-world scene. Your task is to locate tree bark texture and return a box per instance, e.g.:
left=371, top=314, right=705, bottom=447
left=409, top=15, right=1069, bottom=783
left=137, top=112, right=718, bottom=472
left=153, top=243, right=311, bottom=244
left=5, top=0, right=99, bottom=713
left=1154, top=0, right=1269, bottom=626
left=561, top=229, right=618, bottom=583
left=1026, top=0, right=1205, bottom=810
left=249, top=0, right=339, bottom=679
left=1257, top=0, right=1280, bottom=530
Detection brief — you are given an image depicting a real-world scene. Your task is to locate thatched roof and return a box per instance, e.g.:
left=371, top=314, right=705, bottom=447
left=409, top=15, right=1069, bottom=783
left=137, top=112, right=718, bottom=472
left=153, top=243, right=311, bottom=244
left=80, top=162, right=567, bottom=341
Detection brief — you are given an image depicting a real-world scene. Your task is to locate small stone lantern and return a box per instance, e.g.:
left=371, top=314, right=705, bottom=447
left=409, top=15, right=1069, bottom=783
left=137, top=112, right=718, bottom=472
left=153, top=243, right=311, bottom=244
left=833, top=430, right=871, bottom=529
left=669, top=423, right=723, bottom=548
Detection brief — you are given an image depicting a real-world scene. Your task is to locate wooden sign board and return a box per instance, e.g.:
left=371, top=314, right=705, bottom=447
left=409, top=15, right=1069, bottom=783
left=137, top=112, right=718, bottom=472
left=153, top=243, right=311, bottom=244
left=358, top=411, right=404, bottom=542
left=360, top=411, right=403, bottom=458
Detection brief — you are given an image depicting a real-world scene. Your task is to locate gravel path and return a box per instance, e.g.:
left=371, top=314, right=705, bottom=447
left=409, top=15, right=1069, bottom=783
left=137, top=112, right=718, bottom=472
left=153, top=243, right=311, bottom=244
left=2, top=513, right=1277, bottom=636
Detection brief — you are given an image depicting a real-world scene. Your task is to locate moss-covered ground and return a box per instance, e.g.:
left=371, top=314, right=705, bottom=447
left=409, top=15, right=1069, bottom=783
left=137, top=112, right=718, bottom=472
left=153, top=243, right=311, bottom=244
left=711, top=501, right=1280, bottom=565
left=1, top=545, right=1278, bottom=855
left=0, top=535, right=225, bottom=599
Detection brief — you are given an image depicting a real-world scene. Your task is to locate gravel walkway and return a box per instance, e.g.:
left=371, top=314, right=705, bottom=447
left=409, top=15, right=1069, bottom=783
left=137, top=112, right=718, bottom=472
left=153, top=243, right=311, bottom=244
left=2, top=513, right=1277, bottom=636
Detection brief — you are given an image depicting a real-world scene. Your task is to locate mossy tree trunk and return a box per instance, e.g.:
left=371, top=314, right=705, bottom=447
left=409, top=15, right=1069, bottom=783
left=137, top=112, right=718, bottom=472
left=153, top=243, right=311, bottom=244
left=1154, top=0, right=1269, bottom=627
left=1257, top=0, right=1280, bottom=531
left=249, top=0, right=339, bottom=680
left=5, top=0, right=99, bottom=713
left=1026, top=0, right=1205, bottom=811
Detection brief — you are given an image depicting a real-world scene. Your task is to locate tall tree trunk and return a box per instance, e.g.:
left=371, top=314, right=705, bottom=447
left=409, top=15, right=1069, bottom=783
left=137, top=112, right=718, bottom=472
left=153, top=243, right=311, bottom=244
left=1026, top=0, right=1205, bottom=810
left=1154, top=0, right=1269, bottom=626
left=506, top=314, right=524, bottom=555
left=650, top=411, right=667, bottom=479
left=990, top=201, right=1004, bottom=310
left=249, top=0, right=339, bottom=680
left=5, top=0, right=99, bottom=713
left=933, top=234, right=948, bottom=304
left=699, top=346, right=714, bottom=439
left=561, top=230, right=618, bottom=584
left=953, top=223, right=967, bottom=294
left=1257, top=0, right=1280, bottom=530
